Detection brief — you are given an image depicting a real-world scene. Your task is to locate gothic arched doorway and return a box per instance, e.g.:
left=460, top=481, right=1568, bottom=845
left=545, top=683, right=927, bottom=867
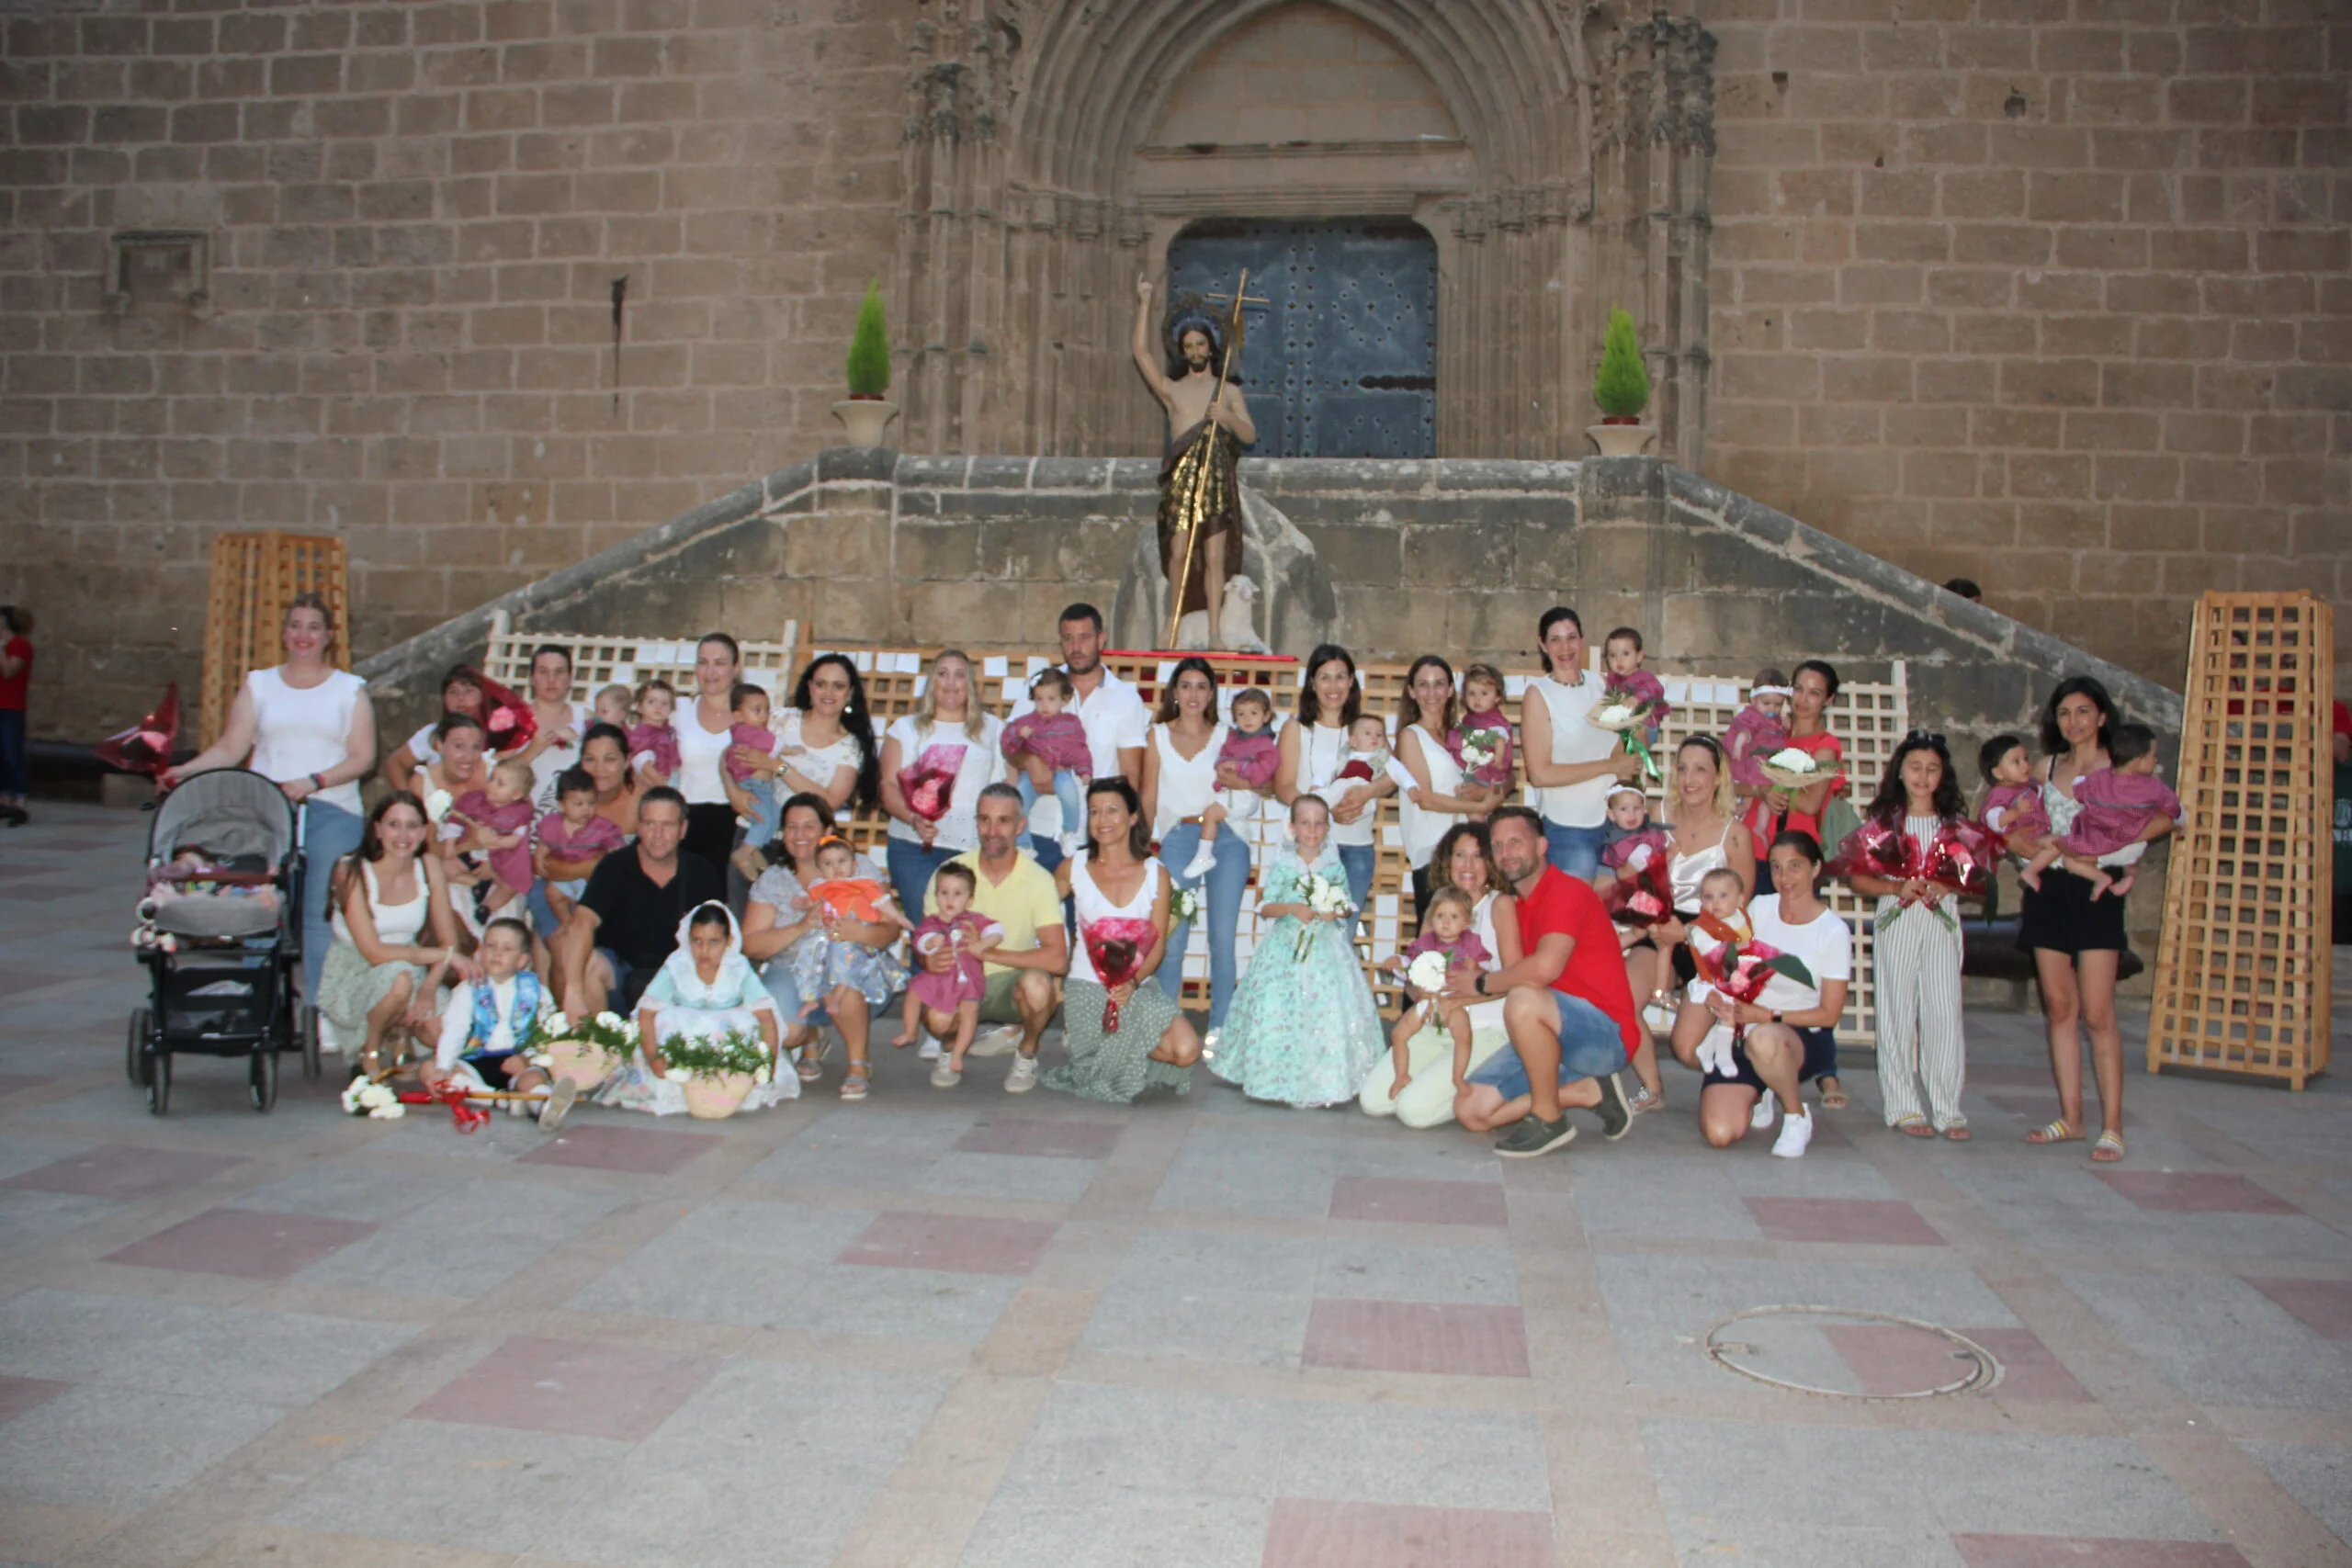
left=1169, top=217, right=1438, bottom=459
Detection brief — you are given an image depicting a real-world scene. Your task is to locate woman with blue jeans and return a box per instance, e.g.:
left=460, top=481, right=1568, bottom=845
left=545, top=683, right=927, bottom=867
left=1518, top=607, right=1641, bottom=879
left=1275, top=644, right=1394, bottom=922
left=879, top=649, right=1005, bottom=919
left=1145, top=658, right=1256, bottom=1029
left=163, top=593, right=376, bottom=1000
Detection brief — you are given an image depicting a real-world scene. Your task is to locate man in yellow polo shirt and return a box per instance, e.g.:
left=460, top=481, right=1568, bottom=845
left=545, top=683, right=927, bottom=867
left=922, top=783, right=1069, bottom=1092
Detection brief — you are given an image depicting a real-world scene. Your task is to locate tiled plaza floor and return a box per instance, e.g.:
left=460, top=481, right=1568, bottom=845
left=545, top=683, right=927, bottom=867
left=1, top=801, right=2348, bottom=1568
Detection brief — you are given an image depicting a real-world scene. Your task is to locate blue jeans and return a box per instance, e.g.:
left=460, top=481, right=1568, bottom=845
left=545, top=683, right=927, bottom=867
left=1029, top=836, right=1066, bottom=876
left=298, top=798, right=367, bottom=1000
left=739, top=777, right=783, bottom=854
left=1544, top=820, right=1608, bottom=880
left=1152, top=823, right=1250, bottom=1028
left=1014, top=768, right=1086, bottom=838
left=1337, top=841, right=1377, bottom=932
left=886, top=836, right=958, bottom=920
left=1467, top=991, right=1629, bottom=1100
left=0, top=708, right=24, bottom=798
left=526, top=879, right=588, bottom=940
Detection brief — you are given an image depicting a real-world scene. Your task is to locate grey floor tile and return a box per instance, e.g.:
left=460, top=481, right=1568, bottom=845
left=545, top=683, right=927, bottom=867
left=231, top=1159, right=469, bottom=1224
left=1315, top=1236, right=1520, bottom=1305
left=296, top=1178, right=628, bottom=1298
left=0, top=1188, right=120, bottom=1253
left=0, top=1288, right=418, bottom=1407
left=0, top=1382, right=289, bottom=1507
left=2063, top=1271, right=2352, bottom=1411
left=272, top=1417, right=628, bottom=1555
left=2233, top=1441, right=2352, bottom=1549
left=959, top=1482, right=1272, bottom=1568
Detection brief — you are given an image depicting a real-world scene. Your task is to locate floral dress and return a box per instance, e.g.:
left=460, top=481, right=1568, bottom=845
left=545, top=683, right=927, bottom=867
left=1210, top=845, right=1385, bottom=1108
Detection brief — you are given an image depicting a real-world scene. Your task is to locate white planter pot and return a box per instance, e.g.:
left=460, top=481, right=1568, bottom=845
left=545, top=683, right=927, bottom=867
left=832, top=399, right=900, bottom=446
left=1587, top=422, right=1656, bottom=457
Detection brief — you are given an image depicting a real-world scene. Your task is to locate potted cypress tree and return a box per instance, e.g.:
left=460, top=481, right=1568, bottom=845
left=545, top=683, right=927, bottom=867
left=832, top=279, right=900, bottom=446
left=1588, top=307, right=1655, bottom=457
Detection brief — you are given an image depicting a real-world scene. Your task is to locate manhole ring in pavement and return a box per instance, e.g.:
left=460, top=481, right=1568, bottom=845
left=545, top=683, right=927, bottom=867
left=1702, top=1304, right=2004, bottom=1401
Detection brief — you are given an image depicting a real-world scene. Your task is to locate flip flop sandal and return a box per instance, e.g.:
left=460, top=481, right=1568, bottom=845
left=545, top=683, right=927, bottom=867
left=2090, top=1130, right=2125, bottom=1162
left=1818, top=1081, right=1850, bottom=1111
left=1942, top=1124, right=1972, bottom=1141
left=2024, top=1120, right=2084, bottom=1145
left=1894, top=1115, right=1935, bottom=1138
left=840, top=1068, right=869, bottom=1101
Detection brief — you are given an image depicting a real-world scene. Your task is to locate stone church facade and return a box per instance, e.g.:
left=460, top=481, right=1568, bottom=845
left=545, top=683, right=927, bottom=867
left=0, top=0, right=2344, bottom=733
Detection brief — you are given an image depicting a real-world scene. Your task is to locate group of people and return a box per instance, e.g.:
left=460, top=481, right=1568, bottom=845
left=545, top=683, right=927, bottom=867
left=164, top=593, right=2177, bottom=1163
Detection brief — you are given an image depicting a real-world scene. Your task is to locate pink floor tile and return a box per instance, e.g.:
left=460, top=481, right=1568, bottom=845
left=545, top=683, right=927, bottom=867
left=2097, top=1171, right=2298, bottom=1215
left=103, top=1208, right=375, bottom=1279
left=1745, top=1196, right=1945, bottom=1246
left=953, top=1117, right=1125, bottom=1160
left=1967, top=1327, right=2095, bottom=1403
left=0, top=1374, right=71, bottom=1427
left=518, top=1122, right=718, bottom=1175
left=2242, top=1277, right=2352, bottom=1339
left=1261, top=1496, right=1551, bottom=1567
left=1329, top=1176, right=1509, bottom=1228
left=1823, top=1323, right=1989, bottom=1397
left=1953, top=1535, right=2250, bottom=1567
left=1300, top=1300, right=1530, bottom=1378
left=411, top=1334, right=718, bottom=1442
left=5, top=1145, right=244, bottom=1200
left=837, top=1211, right=1057, bottom=1275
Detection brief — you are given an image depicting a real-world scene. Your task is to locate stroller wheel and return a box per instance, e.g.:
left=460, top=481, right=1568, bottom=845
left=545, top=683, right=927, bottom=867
left=148, top=1050, right=171, bottom=1117
left=300, top=1005, right=322, bottom=1082
left=126, top=1009, right=153, bottom=1086
left=248, top=1049, right=278, bottom=1114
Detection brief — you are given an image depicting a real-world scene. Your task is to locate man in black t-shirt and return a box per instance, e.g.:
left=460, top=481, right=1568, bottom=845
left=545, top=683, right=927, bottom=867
left=558, top=787, right=720, bottom=1014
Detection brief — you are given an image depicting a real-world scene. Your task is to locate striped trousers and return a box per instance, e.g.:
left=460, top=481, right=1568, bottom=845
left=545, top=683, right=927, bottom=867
left=1871, top=897, right=1968, bottom=1131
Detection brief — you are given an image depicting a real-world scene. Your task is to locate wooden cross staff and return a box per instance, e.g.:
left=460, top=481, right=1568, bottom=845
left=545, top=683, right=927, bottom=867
left=1166, top=269, right=1269, bottom=648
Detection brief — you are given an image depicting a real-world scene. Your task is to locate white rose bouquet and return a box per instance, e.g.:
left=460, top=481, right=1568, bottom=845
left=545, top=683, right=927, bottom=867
left=1761, top=746, right=1823, bottom=794
left=1169, top=886, right=1201, bottom=926
left=1292, top=868, right=1355, bottom=959
left=339, top=1078, right=406, bottom=1120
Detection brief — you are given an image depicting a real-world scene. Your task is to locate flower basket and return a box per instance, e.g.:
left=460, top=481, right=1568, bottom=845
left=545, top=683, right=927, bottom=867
left=531, top=1010, right=636, bottom=1090
left=541, top=1039, right=617, bottom=1090
left=682, top=1071, right=756, bottom=1120
left=1759, top=747, right=1827, bottom=794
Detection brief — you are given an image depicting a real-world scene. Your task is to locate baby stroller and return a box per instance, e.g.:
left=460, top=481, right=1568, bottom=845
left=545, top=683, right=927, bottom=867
left=125, top=768, right=320, bottom=1114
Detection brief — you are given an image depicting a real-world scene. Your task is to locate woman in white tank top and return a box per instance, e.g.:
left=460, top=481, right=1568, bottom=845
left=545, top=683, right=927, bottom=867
left=1391, top=656, right=1503, bottom=920
left=1142, top=659, right=1247, bottom=1030
left=1044, top=777, right=1201, bottom=1104
left=164, top=595, right=377, bottom=1000
left=1517, top=610, right=1642, bottom=881
left=1273, top=646, right=1395, bottom=919
left=1357, top=821, right=1525, bottom=1129
left=313, top=792, right=472, bottom=1074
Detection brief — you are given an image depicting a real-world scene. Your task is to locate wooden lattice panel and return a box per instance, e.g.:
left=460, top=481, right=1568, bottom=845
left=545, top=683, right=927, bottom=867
left=2148, top=592, right=2334, bottom=1089
left=480, top=611, right=800, bottom=709
left=805, top=640, right=1905, bottom=1043
left=200, top=532, right=350, bottom=748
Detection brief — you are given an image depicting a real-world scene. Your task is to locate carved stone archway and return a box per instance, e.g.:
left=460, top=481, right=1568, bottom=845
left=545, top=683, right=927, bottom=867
left=894, top=1, right=1713, bottom=466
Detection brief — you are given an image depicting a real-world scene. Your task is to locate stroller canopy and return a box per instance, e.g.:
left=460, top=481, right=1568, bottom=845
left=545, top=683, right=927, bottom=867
left=147, top=768, right=299, bottom=869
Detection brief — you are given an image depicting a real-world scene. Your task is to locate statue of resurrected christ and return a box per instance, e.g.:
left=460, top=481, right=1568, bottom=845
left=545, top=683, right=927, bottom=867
left=1133, top=274, right=1257, bottom=649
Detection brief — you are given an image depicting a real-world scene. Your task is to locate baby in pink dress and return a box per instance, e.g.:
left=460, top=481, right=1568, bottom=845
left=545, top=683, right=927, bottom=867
left=448, top=757, right=537, bottom=917
left=1002, top=669, right=1092, bottom=853
left=1725, top=669, right=1792, bottom=794
left=1445, top=662, right=1516, bottom=795
left=892, top=862, right=1004, bottom=1085
left=1976, top=734, right=2052, bottom=863
left=627, top=678, right=681, bottom=786
left=2024, top=724, right=2182, bottom=898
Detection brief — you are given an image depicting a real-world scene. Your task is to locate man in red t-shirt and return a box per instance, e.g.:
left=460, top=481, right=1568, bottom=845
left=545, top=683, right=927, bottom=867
left=1447, top=806, right=1640, bottom=1156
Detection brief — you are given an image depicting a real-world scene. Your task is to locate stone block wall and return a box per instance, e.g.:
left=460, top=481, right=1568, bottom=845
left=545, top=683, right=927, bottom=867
left=1695, top=0, right=2352, bottom=685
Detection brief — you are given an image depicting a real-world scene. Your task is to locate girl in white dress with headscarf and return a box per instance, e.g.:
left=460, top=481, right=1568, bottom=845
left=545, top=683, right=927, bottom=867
left=599, top=901, right=797, bottom=1115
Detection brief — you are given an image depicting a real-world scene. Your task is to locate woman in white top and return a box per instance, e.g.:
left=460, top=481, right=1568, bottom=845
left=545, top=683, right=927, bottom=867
left=879, top=648, right=1006, bottom=916
left=164, top=594, right=377, bottom=998
left=378, top=664, right=490, bottom=793
left=729, top=652, right=880, bottom=821
left=1142, top=658, right=1245, bottom=1030
left=1614, top=737, right=1757, bottom=1115
left=1042, top=777, right=1199, bottom=1103
left=313, top=791, right=473, bottom=1075
left=1519, top=607, right=1642, bottom=880
left=411, top=713, right=489, bottom=817
left=1392, top=655, right=1506, bottom=919
left=514, top=644, right=594, bottom=809
left=1698, top=829, right=1852, bottom=1159
left=1359, top=821, right=1524, bottom=1128
left=673, top=632, right=749, bottom=878
left=1273, top=644, right=1396, bottom=917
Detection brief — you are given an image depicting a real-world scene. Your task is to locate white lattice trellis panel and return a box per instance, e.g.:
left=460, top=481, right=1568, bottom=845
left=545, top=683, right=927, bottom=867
left=481, top=611, right=800, bottom=709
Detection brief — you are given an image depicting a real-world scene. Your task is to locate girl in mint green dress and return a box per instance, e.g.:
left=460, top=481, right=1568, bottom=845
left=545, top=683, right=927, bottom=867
left=1211, top=796, right=1385, bottom=1107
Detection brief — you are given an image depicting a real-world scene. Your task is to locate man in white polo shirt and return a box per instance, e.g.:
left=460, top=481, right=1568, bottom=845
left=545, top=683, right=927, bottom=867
left=1007, top=602, right=1148, bottom=870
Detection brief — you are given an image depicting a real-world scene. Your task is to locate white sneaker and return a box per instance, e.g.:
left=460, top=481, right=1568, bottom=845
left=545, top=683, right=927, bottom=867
left=916, top=1031, right=942, bottom=1061
left=1004, top=1055, right=1038, bottom=1093
left=1750, top=1089, right=1777, bottom=1130
left=1770, top=1107, right=1814, bottom=1159
left=930, top=1058, right=962, bottom=1089
left=967, top=1024, right=1023, bottom=1059
left=1182, top=842, right=1218, bottom=882
left=1201, top=1027, right=1221, bottom=1062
